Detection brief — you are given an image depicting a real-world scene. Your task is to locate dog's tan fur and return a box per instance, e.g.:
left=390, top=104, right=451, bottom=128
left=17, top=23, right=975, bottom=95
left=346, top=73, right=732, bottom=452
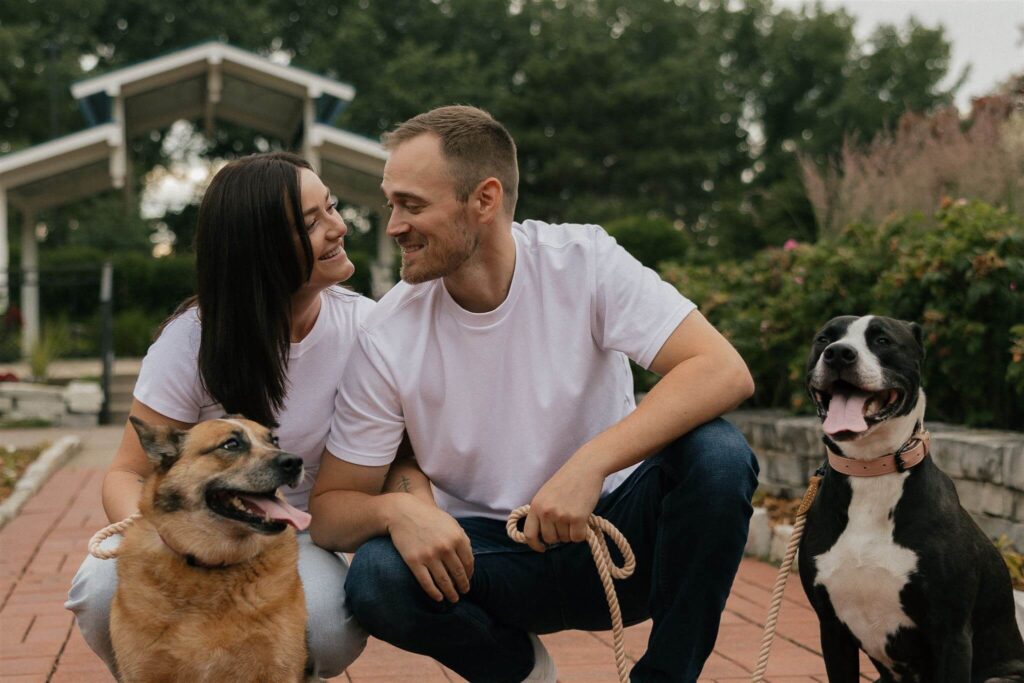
left=110, top=417, right=307, bottom=683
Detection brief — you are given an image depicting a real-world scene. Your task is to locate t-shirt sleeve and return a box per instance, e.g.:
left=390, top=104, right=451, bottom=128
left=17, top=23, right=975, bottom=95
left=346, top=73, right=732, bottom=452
left=326, top=328, right=405, bottom=466
left=132, top=314, right=206, bottom=423
left=590, top=226, right=696, bottom=369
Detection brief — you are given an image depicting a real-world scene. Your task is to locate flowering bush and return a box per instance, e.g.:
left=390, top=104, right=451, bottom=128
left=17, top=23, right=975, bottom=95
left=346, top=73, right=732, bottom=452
left=661, top=201, right=1024, bottom=429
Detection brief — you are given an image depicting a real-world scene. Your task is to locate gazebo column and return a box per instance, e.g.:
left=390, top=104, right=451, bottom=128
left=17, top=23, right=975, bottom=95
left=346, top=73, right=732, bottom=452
left=20, top=210, right=39, bottom=357
left=0, top=188, right=8, bottom=313
left=303, top=93, right=320, bottom=172
left=371, top=207, right=395, bottom=300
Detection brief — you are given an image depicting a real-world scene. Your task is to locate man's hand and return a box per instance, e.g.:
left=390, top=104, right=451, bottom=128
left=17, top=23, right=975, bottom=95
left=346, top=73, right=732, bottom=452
left=387, top=494, right=474, bottom=602
left=522, top=456, right=606, bottom=552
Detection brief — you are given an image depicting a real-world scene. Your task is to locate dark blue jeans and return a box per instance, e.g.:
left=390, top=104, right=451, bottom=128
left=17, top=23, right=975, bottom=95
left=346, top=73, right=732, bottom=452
left=345, top=418, right=759, bottom=683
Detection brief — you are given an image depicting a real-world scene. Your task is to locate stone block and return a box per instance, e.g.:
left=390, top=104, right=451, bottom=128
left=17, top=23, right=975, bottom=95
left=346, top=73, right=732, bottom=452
left=769, top=524, right=797, bottom=569
left=1003, top=442, right=1024, bottom=493
left=745, top=507, right=771, bottom=558
left=63, top=381, right=104, bottom=414
left=955, top=479, right=1015, bottom=519
left=974, top=515, right=1024, bottom=550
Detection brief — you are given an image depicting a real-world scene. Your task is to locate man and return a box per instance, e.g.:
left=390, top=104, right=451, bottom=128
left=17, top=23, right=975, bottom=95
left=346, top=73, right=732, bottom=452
left=310, top=105, right=759, bottom=683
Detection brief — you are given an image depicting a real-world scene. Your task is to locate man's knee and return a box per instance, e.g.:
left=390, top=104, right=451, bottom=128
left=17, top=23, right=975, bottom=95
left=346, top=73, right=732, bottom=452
left=670, top=418, right=759, bottom=501
left=345, top=537, right=427, bottom=637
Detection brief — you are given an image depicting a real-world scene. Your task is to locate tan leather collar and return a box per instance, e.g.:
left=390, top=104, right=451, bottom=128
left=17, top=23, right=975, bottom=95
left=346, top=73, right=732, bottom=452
left=826, top=430, right=931, bottom=477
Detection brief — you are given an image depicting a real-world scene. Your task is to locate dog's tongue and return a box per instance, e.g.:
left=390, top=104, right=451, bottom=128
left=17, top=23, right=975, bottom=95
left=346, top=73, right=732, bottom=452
left=823, top=390, right=871, bottom=436
left=238, top=495, right=311, bottom=531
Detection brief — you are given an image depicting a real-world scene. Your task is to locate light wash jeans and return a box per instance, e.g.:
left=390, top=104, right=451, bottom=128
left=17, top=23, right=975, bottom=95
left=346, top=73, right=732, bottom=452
left=65, top=531, right=367, bottom=679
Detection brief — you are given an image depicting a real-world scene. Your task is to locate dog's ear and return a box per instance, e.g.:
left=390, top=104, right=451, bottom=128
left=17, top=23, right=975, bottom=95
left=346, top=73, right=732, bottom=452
left=905, top=321, right=925, bottom=356
left=129, top=416, right=185, bottom=472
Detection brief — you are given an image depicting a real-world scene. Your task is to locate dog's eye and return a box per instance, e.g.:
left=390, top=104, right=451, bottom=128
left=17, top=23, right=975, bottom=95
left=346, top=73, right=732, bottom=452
left=816, top=335, right=829, bottom=344
left=270, top=436, right=280, bottom=447
left=876, top=336, right=890, bottom=345
left=220, top=438, right=241, bottom=450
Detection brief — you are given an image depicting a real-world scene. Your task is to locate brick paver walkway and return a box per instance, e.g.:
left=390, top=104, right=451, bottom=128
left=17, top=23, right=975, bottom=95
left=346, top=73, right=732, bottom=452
left=0, top=461, right=876, bottom=682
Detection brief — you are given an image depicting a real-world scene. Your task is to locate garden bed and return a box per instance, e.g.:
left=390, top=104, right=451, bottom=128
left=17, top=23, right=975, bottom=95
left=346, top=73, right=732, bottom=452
left=0, top=443, right=46, bottom=503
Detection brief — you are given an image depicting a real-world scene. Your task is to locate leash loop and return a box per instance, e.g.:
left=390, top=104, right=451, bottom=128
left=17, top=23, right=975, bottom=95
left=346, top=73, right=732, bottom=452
left=750, top=473, right=822, bottom=682
left=88, top=513, right=141, bottom=559
left=507, top=505, right=635, bottom=683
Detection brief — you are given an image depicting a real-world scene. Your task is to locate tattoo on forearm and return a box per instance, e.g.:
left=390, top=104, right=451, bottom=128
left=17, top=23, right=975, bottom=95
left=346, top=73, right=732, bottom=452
left=396, top=475, right=411, bottom=493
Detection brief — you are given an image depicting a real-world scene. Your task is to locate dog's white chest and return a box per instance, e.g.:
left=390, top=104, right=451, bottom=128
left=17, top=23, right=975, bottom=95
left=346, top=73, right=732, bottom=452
left=814, top=474, right=918, bottom=674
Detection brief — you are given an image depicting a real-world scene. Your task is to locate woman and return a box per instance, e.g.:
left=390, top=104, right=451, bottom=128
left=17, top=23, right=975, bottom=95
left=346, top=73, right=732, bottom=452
left=66, top=152, right=370, bottom=680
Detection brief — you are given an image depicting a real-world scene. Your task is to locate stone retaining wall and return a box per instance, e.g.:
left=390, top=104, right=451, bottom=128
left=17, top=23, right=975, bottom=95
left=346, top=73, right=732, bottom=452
left=729, top=410, right=1024, bottom=548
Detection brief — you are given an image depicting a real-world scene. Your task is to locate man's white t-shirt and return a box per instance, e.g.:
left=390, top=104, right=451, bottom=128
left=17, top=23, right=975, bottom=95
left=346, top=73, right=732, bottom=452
left=134, top=286, right=375, bottom=511
left=327, top=221, right=695, bottom=520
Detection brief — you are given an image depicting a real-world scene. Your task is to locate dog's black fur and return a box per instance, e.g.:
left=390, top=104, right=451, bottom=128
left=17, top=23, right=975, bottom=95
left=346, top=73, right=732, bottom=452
left=798, top=315, right=1024, bottom=682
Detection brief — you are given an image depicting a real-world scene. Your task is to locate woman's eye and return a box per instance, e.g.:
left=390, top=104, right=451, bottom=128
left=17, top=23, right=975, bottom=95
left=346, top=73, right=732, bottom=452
left=326, top=201, right=337, bottom=214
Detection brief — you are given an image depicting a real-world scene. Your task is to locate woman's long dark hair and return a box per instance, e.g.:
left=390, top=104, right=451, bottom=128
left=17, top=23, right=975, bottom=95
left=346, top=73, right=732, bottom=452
left=184, top=152, right=315, bottom=427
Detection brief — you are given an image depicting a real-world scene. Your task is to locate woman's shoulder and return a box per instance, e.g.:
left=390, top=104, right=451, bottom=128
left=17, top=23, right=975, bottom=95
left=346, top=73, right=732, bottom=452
left=151, top=306, right=201, bottom=350
left=322, top=286, right=375, bottom=324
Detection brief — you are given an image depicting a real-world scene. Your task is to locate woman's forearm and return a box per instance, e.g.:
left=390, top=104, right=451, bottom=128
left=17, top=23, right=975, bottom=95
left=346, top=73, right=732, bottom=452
left=101, top=469, right=146, bottom=523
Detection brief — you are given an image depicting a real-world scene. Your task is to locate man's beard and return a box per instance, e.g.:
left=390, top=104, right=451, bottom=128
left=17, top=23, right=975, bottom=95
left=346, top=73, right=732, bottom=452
left=399, top=214, right=479, bottom=284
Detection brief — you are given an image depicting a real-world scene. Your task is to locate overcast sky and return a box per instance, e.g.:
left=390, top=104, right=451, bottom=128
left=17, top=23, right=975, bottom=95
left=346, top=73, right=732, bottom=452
left=774, top=0, right=1023, bottom=110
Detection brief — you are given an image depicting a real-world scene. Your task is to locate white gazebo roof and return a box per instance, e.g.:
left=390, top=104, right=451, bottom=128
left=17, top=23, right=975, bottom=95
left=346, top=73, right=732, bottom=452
left=0, top=42, right=392, bottom=358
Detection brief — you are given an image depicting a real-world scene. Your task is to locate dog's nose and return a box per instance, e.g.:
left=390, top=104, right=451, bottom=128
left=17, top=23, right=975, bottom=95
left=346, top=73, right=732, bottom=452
left=823, top=343, right=858, bottom=368
left=273, top=453, right=303, bottom=476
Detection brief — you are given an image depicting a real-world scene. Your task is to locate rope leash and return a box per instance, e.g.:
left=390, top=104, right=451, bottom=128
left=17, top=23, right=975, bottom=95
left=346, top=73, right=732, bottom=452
left=507, top=506, right=636, bottom=683
left=88, top=513, right=141, bottom=560
left=749, top=472, right=822, bottom=682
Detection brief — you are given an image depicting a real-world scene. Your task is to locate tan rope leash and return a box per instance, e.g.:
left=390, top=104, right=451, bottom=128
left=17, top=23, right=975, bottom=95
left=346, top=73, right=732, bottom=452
left=507, top=506, right=636, bottom=683
left=749, top=473, right=822, bottom=682
left=88, top=513, right=141, bottom=560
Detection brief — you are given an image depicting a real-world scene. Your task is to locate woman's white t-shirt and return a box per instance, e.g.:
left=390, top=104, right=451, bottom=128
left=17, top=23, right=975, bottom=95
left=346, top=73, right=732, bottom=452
left=134, top=286, right=374, bottom=511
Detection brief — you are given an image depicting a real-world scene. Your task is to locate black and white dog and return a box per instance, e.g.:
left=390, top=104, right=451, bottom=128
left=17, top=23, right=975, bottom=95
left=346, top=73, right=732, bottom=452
left=798, top=315, right=1024, bottom=682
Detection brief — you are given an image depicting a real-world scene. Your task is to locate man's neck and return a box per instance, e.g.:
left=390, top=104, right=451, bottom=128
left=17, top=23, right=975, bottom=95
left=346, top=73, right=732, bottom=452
left=443, top=224, right=516, bottom=313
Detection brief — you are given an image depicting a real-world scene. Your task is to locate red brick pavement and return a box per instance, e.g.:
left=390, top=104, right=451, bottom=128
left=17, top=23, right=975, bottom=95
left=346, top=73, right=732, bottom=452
left=0, top=465, right=877, bottom=682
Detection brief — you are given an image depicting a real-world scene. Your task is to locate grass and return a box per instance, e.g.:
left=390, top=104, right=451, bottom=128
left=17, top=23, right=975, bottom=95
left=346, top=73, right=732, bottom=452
left=0, top=444, right=47, bottom=503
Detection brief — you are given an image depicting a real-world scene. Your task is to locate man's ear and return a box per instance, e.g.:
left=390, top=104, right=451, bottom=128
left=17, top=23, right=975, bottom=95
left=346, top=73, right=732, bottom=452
left=472, top=177, right=504, bottom=223
left=129, top=417, right=185, bottom=472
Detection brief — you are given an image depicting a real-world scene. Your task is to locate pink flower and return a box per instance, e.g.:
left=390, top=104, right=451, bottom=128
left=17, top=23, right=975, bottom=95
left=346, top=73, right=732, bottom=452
left=783, top=239, right=799, bottom=251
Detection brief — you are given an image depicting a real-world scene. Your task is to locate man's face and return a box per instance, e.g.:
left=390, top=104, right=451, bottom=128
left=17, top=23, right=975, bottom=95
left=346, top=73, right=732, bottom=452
left=381, top=134, right=479, bottom=284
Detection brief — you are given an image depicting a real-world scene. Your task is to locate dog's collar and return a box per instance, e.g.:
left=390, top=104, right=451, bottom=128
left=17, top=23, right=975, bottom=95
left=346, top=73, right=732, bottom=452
left=825, top=430, right=931, bottom=477
left=157, top=530, right=232, bottom=570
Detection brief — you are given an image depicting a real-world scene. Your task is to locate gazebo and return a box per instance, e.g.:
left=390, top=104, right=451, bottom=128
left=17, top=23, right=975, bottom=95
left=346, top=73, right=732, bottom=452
left=0, top=41, right=392, bottom=356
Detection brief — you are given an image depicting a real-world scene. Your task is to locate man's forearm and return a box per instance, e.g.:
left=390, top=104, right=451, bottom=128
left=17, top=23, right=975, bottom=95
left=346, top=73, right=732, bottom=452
left=309, top=490, right=413, bottom=552
left=578, top=354, right=753, bottom=476
left=383, top=456, right=436, bottom=505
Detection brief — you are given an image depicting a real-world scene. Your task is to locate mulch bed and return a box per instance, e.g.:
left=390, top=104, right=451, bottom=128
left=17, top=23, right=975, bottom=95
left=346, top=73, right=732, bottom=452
left=0, top=444, right=46, bottom=503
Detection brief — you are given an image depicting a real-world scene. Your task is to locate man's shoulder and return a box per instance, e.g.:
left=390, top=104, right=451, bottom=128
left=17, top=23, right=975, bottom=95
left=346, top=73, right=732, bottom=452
left=514, top=219, right=607, bottom=251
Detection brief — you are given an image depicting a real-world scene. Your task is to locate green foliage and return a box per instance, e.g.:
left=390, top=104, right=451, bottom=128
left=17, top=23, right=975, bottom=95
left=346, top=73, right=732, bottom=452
left=113, top=309, right=162, bottom=356
left=29, top=319, right=71, bottom=379
left=661, top=202, right=1024, bottom=429
left=605, top=216, right=690, bottom=270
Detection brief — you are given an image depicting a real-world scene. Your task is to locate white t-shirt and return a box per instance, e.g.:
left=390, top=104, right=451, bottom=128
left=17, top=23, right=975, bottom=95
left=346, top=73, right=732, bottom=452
left=327, top=221, right=695, bottom=520
left=134, top=286, right=375, bottom=511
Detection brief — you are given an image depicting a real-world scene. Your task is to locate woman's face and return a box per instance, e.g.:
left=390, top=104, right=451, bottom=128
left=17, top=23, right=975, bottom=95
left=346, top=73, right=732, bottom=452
left=297, top=168, right=355, bottom=291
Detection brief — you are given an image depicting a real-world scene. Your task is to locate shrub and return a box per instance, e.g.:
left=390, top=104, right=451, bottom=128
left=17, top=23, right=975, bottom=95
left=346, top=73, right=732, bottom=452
left=661, top=201, right=1024, bottom=429
left=801, top=97, right=1024, bottom=236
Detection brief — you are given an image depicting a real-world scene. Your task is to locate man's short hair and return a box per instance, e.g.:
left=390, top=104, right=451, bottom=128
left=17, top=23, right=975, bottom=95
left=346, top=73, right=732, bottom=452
left=383, top=105, right=519, bottom=216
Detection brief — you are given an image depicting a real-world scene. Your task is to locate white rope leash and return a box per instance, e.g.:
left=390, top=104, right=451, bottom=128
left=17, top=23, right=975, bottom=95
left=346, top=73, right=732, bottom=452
left=507, top=506, right=636, bottom=683
left=750, top=474, right=822, bottom=682
left=88, top=512, right=141, bottom=560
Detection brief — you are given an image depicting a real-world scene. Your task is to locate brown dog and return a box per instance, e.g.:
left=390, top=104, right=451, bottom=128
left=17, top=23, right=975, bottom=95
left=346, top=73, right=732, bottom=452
left=110, top=416, right=312, bottom=683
